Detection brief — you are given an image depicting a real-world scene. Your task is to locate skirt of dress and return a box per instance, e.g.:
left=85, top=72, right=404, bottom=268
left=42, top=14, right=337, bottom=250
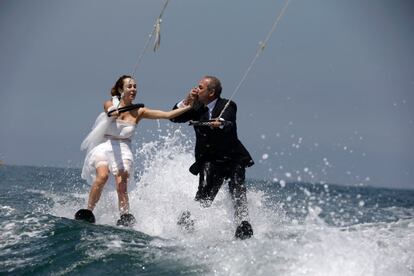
left=81, top=139, right=134, bottom=185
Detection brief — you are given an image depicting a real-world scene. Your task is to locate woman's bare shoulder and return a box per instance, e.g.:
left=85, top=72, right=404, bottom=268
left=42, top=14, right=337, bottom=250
left=103, top=99, right=113, bottom=110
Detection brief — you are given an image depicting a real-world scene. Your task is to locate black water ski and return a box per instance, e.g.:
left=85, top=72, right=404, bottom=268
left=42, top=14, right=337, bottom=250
left=116, top=213, right=136, bottom=227
left=74, top=209, right=96, bottom=223
left=235, top=221, right=253, bottom=240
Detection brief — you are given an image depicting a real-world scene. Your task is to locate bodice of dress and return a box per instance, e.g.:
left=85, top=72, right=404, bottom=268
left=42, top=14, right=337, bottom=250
left=105, top=119, right=136, bottom=139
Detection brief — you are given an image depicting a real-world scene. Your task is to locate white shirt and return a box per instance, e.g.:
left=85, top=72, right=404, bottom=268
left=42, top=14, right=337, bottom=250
left=206, top=98, right=218, bottom=120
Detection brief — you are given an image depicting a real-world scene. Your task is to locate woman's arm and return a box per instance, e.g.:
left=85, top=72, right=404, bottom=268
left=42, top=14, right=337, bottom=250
left=140, top=104, right=193, bottom=120
left=104, top=100, right=121, bottom=117
left=104, top=100, right=113, bottom=112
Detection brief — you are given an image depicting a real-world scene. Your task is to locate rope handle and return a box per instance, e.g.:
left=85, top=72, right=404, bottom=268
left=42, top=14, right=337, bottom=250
left=189, top=120, right=233, bottom=127
left=107, top=103, right=145, bottom=117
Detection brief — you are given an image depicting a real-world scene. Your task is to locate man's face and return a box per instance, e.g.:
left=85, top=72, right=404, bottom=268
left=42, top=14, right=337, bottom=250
left=196, top=78, right=214, bottom=105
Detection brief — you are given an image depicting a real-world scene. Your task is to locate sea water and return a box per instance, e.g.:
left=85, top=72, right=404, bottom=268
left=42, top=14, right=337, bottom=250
left=1, top=129, right=413, bottom=275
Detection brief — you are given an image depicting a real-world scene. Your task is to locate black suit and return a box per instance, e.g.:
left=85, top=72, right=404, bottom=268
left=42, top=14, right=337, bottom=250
left=171, top=97, right=254, bottom=223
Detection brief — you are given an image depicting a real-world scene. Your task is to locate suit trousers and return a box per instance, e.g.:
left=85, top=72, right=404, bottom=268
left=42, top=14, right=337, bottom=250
left=195, top=161, right=249, bottom=223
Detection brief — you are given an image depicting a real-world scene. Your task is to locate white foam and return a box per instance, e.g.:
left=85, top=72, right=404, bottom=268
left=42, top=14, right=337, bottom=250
left=42, top=128, right=414, bottom=275
left=0, top=205, right=15, bottom=216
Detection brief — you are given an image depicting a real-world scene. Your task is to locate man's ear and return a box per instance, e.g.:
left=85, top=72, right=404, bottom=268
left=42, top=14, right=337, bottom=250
left=208, top=89, right=216, bottom=97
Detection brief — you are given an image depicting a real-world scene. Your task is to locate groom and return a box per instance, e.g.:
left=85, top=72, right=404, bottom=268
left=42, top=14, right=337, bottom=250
left=171, top=75, right=254, bottom=239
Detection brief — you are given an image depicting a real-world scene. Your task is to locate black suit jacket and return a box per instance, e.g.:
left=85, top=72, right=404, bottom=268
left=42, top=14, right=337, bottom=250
left=171, top=97, right=254, bottom=175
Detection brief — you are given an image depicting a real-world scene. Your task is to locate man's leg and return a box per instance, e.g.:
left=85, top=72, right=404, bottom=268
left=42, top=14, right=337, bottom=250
left=178, top=162, right=224, bottom=231
left=195, top=162, right=225, bottom=207
left=228, top=164, right=253, bottom=239
left=227, top=164, right=249, bottom=223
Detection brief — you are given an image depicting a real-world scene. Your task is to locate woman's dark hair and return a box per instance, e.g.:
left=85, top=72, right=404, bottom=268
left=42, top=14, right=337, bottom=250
left=111, top=75, right=133, bottom=97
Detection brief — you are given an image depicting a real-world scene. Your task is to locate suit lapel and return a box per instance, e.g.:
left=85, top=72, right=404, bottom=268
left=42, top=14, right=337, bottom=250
left=210, top=98, right=222, bottom=119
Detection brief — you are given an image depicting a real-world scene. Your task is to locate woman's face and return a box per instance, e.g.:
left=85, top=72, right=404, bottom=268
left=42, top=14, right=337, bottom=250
left=121, top=78, right=137, bottom=102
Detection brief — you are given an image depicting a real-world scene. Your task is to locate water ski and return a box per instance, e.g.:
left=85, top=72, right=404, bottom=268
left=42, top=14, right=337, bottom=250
left=116, top=213, right=136, bottom=227
left=177, top=210, right=195, bottom=232
left=235, top=221, right=253, bottom=240
left=74, top=209, right=96, bottom=223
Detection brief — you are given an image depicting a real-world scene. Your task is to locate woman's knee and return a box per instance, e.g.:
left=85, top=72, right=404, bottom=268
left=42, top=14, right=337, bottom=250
left=95, top=172, right=109, bottom=184
left=94, top=167, right=109, bottom=186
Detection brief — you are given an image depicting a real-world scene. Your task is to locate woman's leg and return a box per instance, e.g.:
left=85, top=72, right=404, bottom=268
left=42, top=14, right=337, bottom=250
left=115, top=170, right=130, bottom=214
left=87, top=165, right=109, bottom=211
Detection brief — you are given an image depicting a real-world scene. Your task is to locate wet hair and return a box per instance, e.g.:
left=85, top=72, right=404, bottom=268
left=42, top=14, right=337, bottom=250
left=204, top=75, right=222, bottom=97
left=111, top=75, right=133, bottom=97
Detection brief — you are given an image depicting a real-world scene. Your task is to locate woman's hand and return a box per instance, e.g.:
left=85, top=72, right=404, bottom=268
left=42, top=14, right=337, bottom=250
left=183, top=88, right=198, bottom=107
left=109, top=110, right=120, bottom=117
left=107, top=106, right=120, bottom=117
left=185, top=94, right=195, bottom=107
left=105, top=101, right=120, bottom=117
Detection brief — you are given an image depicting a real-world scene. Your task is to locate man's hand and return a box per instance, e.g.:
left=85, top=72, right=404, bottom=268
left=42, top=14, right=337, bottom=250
left=210, top=118, right=224, bottom=128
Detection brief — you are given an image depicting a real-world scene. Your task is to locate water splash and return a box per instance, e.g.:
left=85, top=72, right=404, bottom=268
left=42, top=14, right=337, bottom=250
left=18, top=128, right=414, bottom=276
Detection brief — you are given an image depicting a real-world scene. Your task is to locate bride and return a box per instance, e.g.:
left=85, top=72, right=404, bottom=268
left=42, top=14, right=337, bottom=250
left=77, top=75, right=193, bottom=226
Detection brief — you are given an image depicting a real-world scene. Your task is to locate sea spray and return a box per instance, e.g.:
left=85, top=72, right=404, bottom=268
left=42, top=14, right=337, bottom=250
left=1, top=130, right=413, bottom=275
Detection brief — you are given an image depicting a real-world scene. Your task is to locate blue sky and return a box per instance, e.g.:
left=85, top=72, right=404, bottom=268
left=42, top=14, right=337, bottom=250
left=0, top=0, right=413, bottom=189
